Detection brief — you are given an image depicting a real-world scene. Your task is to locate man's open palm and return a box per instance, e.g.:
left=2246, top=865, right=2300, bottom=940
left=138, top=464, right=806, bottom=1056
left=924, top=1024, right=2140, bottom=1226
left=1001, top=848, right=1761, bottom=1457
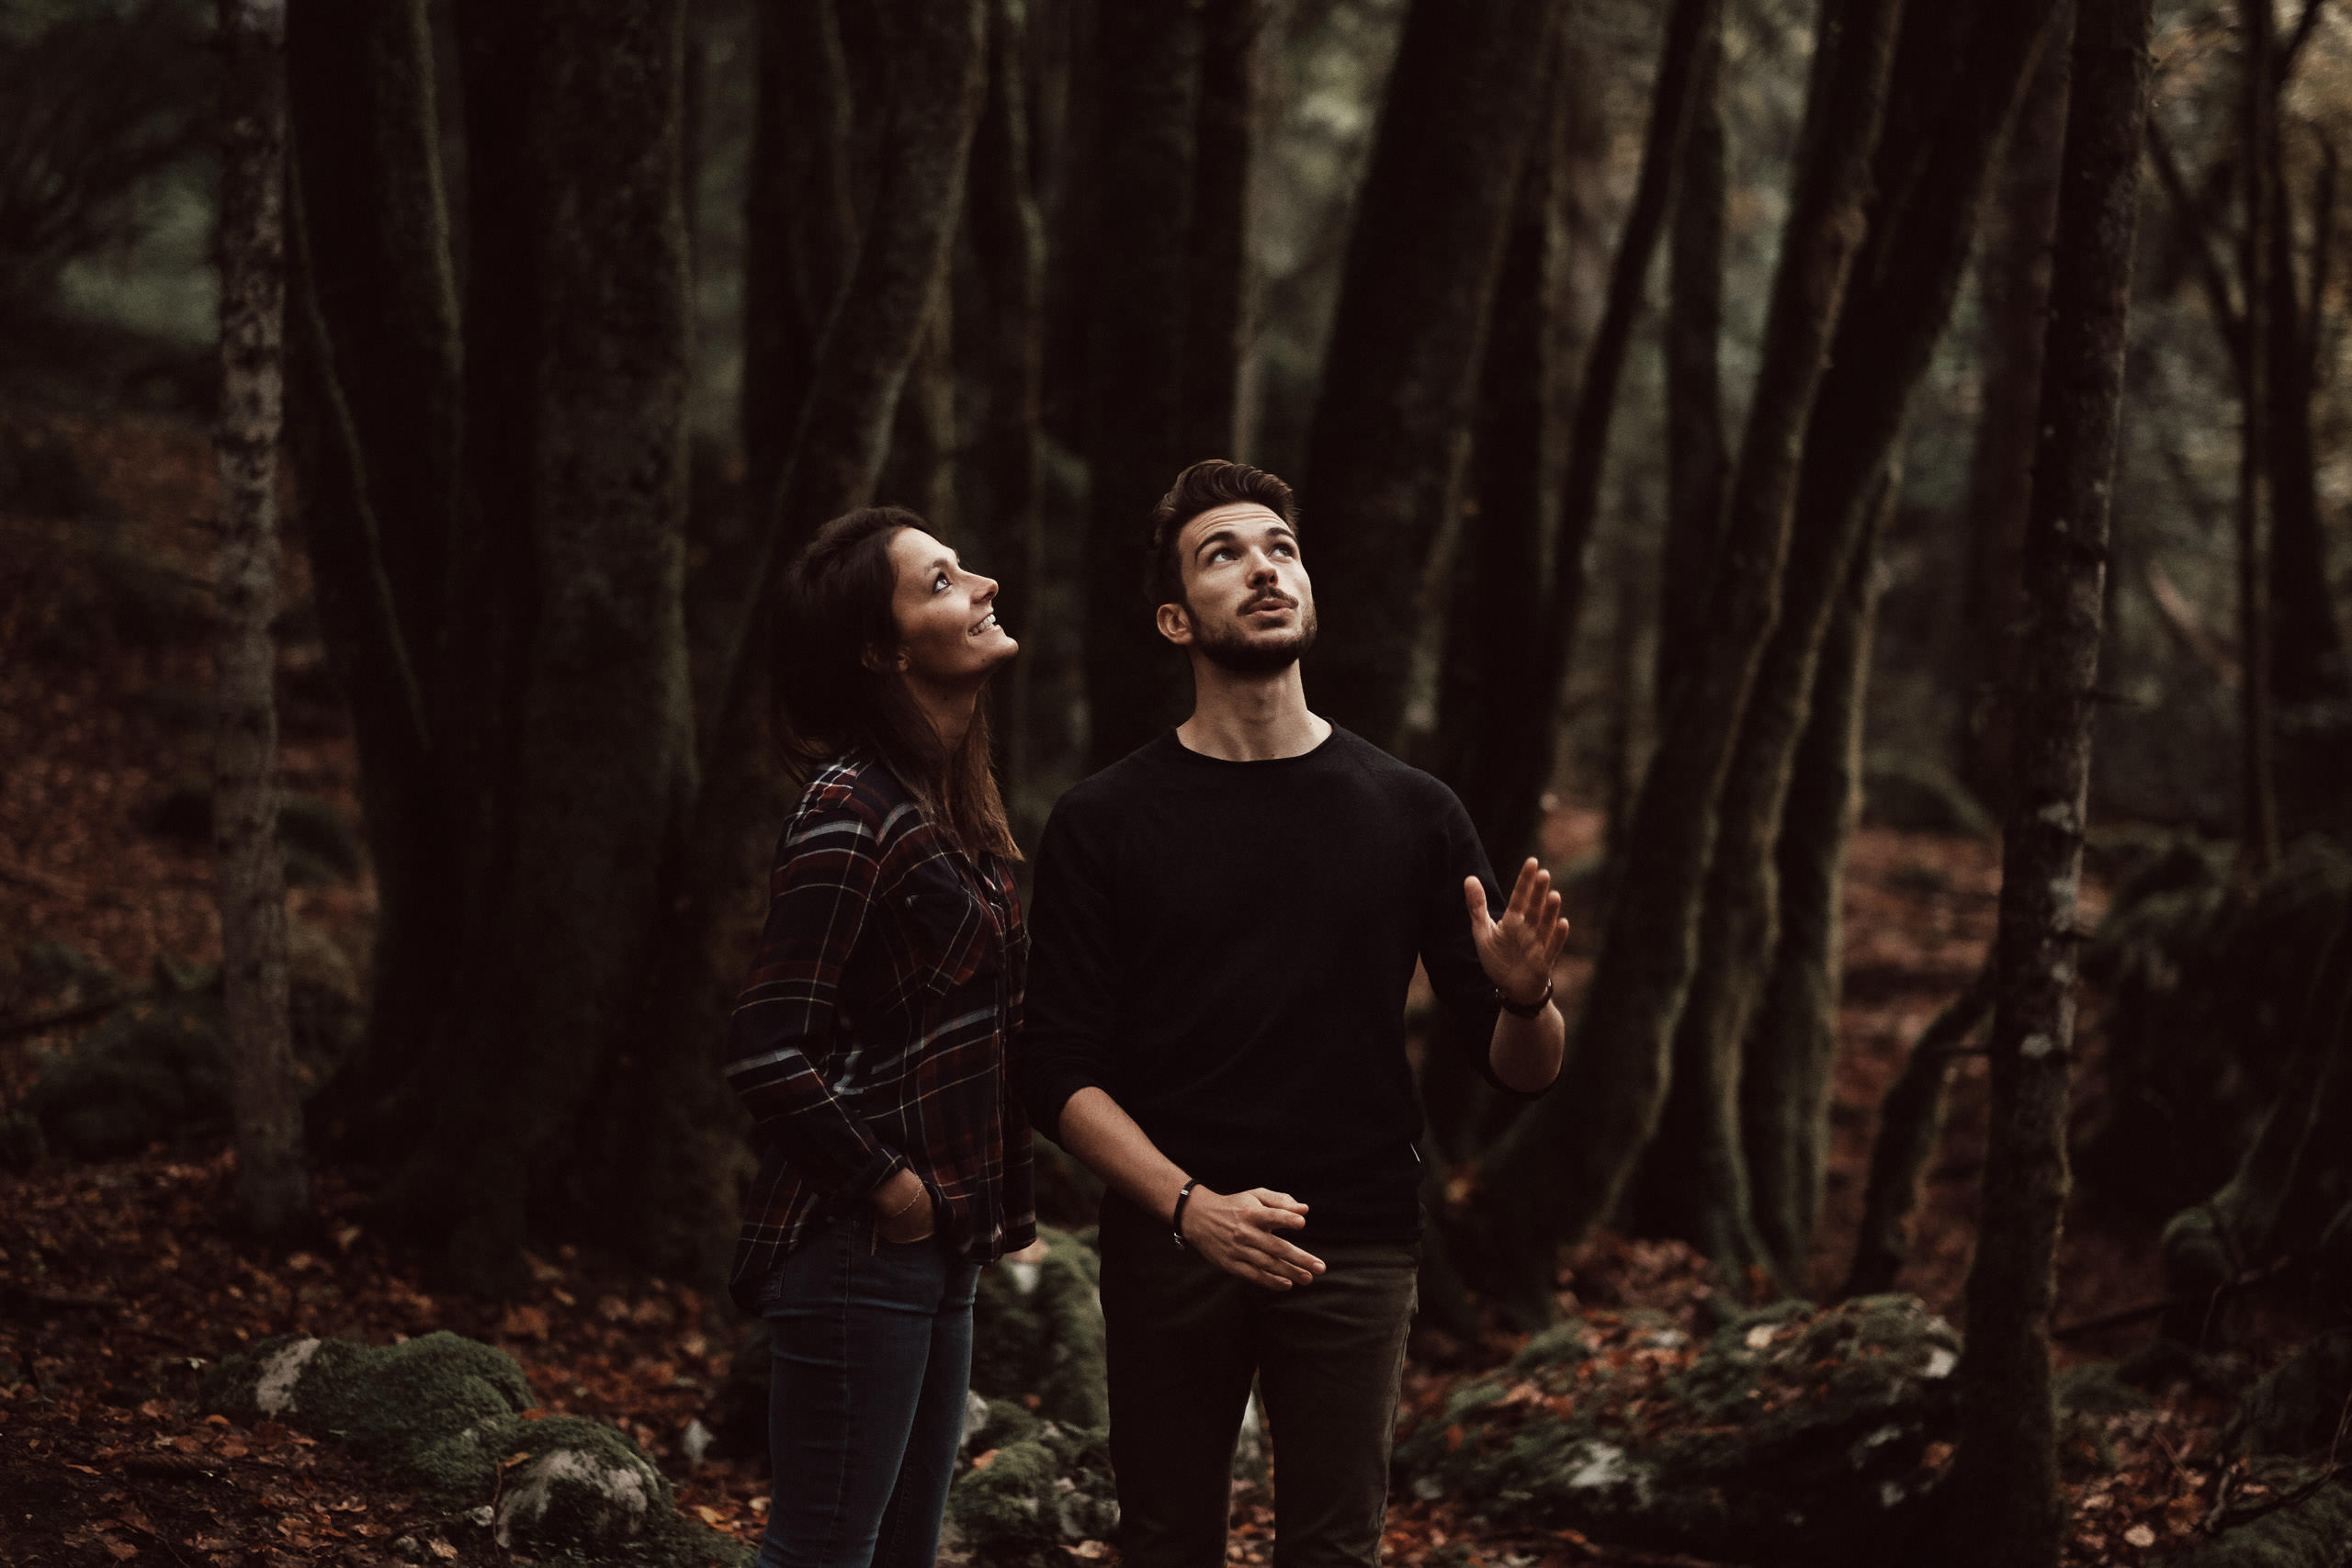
left=1464, top=857, right=1570, bottom=1008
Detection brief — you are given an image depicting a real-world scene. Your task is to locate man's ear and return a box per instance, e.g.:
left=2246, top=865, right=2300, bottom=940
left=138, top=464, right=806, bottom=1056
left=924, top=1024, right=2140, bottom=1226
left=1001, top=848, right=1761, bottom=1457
left=1155, top=602, right=1195, bottom=649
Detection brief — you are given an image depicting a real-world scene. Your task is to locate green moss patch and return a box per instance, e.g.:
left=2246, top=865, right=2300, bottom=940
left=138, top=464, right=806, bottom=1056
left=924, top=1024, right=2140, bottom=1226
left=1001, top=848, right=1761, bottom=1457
left=968, top=1225, right=1106, bottom=1429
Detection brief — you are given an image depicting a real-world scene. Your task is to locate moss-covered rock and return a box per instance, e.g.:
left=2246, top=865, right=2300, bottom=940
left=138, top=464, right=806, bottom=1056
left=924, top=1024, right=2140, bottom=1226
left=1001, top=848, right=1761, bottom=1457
left=945, top=1415, right=1118, bottom=1564
left=2154, top=1473, right=2352, bottom=1568
left=968, top=1226, right=1107, bottom=1429
left=2225, top=1329, right=2352, bottom=1459
left=203, top=1334, right=743, bottom=1567
left=28, top=994, right=232, bottom=1159
left=1395, top=1296, right=1962, bottom=1563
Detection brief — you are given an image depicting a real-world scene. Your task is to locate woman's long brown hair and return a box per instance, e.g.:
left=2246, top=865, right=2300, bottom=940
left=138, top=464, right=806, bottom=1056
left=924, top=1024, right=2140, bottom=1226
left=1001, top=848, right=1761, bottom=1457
left=773, top=507, right=1020, bottom=862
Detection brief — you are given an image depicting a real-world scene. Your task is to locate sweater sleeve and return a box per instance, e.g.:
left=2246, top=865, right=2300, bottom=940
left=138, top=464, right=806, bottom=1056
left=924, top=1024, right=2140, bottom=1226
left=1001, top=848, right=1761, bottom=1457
left=1010, top=800, right=1120, bottom=1144
left=1419, top=784, right=1535, bottom=1098
left=721, top=798, right=905, bottom=1201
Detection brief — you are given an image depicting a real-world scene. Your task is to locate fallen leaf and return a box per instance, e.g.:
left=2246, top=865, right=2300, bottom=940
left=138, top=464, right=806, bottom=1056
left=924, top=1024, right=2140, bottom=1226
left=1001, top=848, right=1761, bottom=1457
left=136, top=1399, right=170, bottom=1419
left=427, top=1539, right=458, bottom=1561
left=694, top=1506, right=727, bottom=1527
left=103, top=1539, right=138, bottom=1562
left=1064, top=1542, right=1107, bottom=1560
left=968, top=1450, right=998, bottom=1472
left=2124, top=1525, right=2155, bottom=1548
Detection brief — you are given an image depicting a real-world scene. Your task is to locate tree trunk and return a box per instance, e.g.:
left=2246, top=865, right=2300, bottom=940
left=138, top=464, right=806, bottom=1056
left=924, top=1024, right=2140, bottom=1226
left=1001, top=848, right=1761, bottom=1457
left=1957, top=24, right=2069, bottom=812
left=1657, top=13, right=1726, bottom=714
left=1452, top=0, right=1716, bottom=874
left=965, top=0, right=1050, bottom=806
left=1942, top=0, right=2150, bottom=1555
left=1467, top=0, right=1904, bottom=1325
left=283, top=0, right=466, bottom=1156
left=2267, top=152, right=2348, bottom=710
left=740, top=0, right=857, bottom=558
left=2238, top=0, right=2282, bottom=875
left=1745, top=479, right=1888, bottom=1289
left=423, top=0, right=701, bottom=1288
left=216, top=0, right=309, bottom=1239
left=1633, top=0, right=2055, bottom=1296
left=1079, top=0, right=1200, bottom=767
left=1295, top=0, right=1563, bottom=749
left=876, top=292, right=957, bottom=528
left=1842, top=957, right=1996, bottom=1299
left=1179, top=0, right=1265, bottom=462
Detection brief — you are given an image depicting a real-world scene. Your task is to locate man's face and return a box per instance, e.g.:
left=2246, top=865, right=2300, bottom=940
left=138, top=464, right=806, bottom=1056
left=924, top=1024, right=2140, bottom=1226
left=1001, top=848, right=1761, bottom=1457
left=1160, top=502, right=1317, bottom=674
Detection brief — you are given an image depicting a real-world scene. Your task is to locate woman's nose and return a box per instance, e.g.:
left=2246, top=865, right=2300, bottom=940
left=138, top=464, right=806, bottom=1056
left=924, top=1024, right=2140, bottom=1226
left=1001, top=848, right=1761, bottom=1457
left=975, top=575, right=1000, bottom=602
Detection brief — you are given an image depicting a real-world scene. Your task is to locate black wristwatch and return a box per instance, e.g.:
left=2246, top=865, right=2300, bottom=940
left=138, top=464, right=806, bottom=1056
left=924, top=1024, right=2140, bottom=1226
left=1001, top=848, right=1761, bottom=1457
left=1499, top=978, right=1554, bottom=1019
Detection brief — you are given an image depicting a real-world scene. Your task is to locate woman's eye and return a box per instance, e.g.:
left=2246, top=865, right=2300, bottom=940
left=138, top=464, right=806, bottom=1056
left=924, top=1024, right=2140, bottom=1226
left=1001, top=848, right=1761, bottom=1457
left=933, top=573, right=951, bottom=592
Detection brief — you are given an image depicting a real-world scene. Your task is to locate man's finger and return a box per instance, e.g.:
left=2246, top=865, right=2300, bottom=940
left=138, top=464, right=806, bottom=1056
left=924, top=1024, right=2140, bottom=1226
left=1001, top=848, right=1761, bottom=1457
left=1248, top=1188, right=1309, bottom=1213
left=1462, top=875, right=1492, bottom=938
left=1510, top=857, right=1543, bottom=923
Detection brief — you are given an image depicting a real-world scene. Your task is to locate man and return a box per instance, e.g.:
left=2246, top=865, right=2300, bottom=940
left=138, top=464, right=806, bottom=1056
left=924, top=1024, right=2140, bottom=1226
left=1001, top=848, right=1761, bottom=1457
left=1014, top=459, right=1567, bottom=1567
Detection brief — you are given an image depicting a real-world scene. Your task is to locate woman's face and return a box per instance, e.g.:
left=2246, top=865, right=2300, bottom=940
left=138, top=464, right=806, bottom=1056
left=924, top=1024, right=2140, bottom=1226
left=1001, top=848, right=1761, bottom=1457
left=886, top=526, right=1017, bottom=690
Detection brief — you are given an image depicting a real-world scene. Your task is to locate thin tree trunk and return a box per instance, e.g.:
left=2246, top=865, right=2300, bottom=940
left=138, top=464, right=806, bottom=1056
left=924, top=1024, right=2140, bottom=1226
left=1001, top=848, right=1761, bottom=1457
left=2239, top=0, right=2282, bottom=875
left=1957, top=24, right=2069, bottom=812
left=1746, top=480, right=1888, bottom=1289
left=1078, top=0, right=1199, bottom=768
left=1295, top=0, right=1563, bottom=749
left=967, top=0, right=1049, bottom=805
left=1842, top=957, right=1997, bottom=1300
left=1943, top=0, right=2150, bottom=1554
left=2268, top=141, right=2348, bottom=709
left=429, top=0, right=701, bottom=1288
left=1658, top=15, right=1726, bottom=713
left=216, top=0, right=309, bottom=1239
left=1634, top=0, right=2055, bottom=1296
left=876, top=292, right=957, bottom=528
left=1179, top=0, right=1265, bottom=461
left=1467, top=0, right=1905, bottom=1325
left=740, top=0, right=857, bottom=566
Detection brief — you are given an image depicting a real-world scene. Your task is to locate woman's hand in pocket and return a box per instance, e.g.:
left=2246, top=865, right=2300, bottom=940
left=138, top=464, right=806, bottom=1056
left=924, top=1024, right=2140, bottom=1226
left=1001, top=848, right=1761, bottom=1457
left=871, top=1167, right=936, bottom=1243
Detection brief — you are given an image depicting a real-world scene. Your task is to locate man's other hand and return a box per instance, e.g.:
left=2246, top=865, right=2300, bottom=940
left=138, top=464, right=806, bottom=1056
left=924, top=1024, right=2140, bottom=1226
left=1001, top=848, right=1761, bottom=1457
left=1179, top=1187, right=1327, bottom=1289
left=1465, top=857, right=1570, bottom=1009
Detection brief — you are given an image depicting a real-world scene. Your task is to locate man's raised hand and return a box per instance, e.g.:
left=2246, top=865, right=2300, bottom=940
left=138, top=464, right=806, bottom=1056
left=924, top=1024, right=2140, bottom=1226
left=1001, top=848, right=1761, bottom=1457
left=1464, top=857, right=1570, bottom=1010
left=1177, top=1186, right=1327, bottom=1290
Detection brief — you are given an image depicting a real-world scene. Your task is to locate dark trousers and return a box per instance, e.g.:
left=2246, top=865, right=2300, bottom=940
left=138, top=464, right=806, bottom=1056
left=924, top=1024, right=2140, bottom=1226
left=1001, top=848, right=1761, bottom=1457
left=756, top=1219, right=979, bottom=1568
left=1098, top=1191, right=1420, bottom=1568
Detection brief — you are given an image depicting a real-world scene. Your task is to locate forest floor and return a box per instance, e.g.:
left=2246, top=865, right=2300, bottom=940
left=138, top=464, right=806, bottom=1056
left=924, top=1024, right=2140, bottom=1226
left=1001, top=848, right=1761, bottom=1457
left=0, top=402, right=2315, bottom=1566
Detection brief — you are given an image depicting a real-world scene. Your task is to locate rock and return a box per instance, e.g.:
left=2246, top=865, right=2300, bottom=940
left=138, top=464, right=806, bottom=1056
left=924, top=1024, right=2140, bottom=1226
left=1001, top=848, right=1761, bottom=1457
left=2154, top=1474, right=2352, bottom=1568
left=969, top=1226, right=1107, bottom=1429
left=1860, top=753, right=1996, bottom=838
left=202, top=1332, right=745, bottom=1566
left=1393, top=1296, right=1962, bottom=1563
left=28, top=995, right=232, bottom=1159
left=2224, top=1329, right=2352, bottom=1461
left=946, top=1416, right=1118, bottom=1565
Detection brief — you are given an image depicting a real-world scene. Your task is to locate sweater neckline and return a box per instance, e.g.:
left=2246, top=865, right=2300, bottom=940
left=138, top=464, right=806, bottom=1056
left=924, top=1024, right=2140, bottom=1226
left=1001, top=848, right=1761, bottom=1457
left=1160, top=725, right=1343, bottom=770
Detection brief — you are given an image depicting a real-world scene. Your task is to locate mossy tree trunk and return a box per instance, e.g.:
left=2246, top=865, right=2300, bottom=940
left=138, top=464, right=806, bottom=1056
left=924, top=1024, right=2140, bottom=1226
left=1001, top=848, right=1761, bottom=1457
left=1464, top=0, right=1904, bottom=1326
left=1079, top=0, right=1201, bottom=766
left=1295, top=0, right=1563, bottom=749
left=1942, top=0, right=2151, bottom=1555
left=216, top=0, right=309, bottom=1239
left=1631, top=0, right=2057, bottom=1294
left=1956, top=27, right=2068, bottom=814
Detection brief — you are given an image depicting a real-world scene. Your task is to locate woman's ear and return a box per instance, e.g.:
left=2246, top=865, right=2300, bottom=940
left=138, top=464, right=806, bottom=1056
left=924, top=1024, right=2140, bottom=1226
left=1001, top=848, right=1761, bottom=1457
left=861, top=644, right=907, bottom=674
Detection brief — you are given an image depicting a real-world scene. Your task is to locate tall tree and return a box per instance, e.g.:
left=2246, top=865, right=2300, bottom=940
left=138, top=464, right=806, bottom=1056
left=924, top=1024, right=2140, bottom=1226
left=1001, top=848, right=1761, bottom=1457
left=1941, top=0, right=2151, bottom=1555
left=1467, top=0, right=1905, bottom=1324
left=1658, top=12, right=1727, bottom=712
left=216, top=0, right=309, bottom=1238
left=1956, top=25, right=2070, bottom=812
left=1635, top=0, right=2059, bottom=1291
left=1295, top=0, right=1564, bottom=750
left=1078, top=0, right=1201, bottom=767
left=1179, top=0, right=1267, bottom=461
left=2237, top=0, right=2282, bottom=874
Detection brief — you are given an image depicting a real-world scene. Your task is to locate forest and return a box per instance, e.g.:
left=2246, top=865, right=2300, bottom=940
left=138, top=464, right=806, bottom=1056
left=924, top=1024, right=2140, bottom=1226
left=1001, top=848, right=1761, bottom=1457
left=2, top=0, right=2350, bottom=1563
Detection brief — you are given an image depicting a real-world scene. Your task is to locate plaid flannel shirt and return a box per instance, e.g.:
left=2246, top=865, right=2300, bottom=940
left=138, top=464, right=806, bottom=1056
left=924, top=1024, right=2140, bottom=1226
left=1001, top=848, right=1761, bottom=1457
left=723, top=753, right=1035, bottom=1312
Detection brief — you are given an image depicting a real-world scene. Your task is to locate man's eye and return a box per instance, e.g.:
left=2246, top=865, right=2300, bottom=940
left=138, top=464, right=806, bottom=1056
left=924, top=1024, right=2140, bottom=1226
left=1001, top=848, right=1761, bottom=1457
left=1272, top=543, right=1295, bottom=558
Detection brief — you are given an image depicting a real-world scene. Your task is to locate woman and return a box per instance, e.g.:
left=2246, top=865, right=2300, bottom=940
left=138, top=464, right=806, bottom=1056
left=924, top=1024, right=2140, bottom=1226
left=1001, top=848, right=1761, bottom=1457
left=722, top=506, right=1035, bottom=1568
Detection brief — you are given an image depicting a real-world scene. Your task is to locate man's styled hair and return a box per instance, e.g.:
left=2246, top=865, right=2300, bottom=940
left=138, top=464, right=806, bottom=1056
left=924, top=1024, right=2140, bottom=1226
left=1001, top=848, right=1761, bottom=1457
left=1144, top=459, right=1297, bottom=611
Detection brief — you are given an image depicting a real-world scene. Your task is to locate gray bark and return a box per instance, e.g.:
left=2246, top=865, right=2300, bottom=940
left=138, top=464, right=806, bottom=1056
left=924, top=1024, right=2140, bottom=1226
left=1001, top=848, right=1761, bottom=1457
left=215, top=0, right=310, bottom=1238
left=1943, top=0, right=2151, bottom=1554
left=1658, top=16, right=1726, bottom=712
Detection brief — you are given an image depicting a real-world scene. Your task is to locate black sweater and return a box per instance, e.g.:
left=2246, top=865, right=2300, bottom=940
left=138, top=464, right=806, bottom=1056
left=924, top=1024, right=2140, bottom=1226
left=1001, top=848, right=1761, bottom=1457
left=1013, top=727, right=1521, bottom=1244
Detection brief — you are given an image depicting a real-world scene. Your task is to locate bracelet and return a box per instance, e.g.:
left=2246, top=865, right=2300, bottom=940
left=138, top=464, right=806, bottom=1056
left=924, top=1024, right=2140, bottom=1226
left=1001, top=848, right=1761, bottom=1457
left=1170, top=1179, right=1201, bottom=1250
left=1498, top=977, right=1554, bottom=1019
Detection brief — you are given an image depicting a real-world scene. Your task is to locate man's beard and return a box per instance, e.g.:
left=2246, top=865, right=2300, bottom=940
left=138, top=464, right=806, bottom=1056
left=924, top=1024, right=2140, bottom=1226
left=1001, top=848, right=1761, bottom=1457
left=1190, top=596, right=1318, bottom=674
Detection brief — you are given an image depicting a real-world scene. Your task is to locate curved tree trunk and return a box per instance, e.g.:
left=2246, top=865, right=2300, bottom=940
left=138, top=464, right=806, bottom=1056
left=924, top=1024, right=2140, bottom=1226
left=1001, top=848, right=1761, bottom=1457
left=1295, top=0, right=1563, bottom=749
left=1466, top=0, right=1905, bottom=1325
left=1633, top=0, right=2055, bottom=1294
left=1463, top=0, right=1717, bottom=870
left=1079, top=0, right=1200, bottom=767
left=1942, top=0, right=2150, bottom=1553
left=1743, top=479, right=1888, bottom=1289
left=216, top=0, right=309, bottom=1239
left=1657, top=16, right=1726, bottom=715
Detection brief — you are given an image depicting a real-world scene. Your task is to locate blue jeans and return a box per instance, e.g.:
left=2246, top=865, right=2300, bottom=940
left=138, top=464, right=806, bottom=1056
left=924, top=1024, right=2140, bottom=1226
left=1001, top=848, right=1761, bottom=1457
left=757, top=1218, right=979, bottom=1568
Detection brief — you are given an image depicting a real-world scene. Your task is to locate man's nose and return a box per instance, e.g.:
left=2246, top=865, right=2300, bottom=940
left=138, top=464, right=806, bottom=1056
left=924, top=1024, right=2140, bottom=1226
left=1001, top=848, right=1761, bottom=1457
left=1247, top=555, right=1277, bottom=581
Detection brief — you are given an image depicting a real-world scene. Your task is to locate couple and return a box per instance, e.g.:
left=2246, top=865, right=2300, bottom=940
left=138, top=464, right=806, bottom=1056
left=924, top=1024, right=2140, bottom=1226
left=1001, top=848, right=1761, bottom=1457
left=722, top=459, right=1569, bottom=1568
